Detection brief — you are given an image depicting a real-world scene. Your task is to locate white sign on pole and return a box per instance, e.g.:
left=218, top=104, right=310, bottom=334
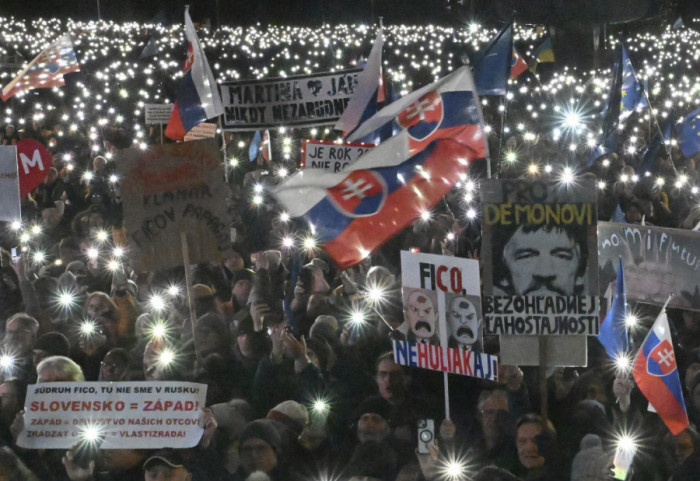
left=0, top=146, right=20, bottom=222
left=183, top=122, right=217, bottom=142
left=145, top=104, right=175, bottom=125
left=392, top=251, right=499, bottom=381
left=17, top=381, right=208, bottom=449
left=301, top=139, right=374, bottom=173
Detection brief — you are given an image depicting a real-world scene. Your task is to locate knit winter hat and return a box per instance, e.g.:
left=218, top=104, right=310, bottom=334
left=570, top=434, right=610, bottom=481
left=34, top=332, right=70, bottom=357
left=267, top=400, right=309, bottom=436
left=239, top=419, right=282, bottom=455
left=209, top=398, right=251, bottom=440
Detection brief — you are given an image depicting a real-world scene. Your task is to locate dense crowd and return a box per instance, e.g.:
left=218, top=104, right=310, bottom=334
left=0, top=12, right=699, bottom=481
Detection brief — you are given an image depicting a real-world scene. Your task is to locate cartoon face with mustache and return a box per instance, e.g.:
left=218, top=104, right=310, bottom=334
left=502, top=224, right=583, bottom=297
left=448, top=296, right=479, bottom=348
left=405, top=290, right=438, bottom=340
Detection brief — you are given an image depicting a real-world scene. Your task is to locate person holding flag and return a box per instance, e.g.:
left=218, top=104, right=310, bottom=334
left=165, top=7, right=224, bottom=141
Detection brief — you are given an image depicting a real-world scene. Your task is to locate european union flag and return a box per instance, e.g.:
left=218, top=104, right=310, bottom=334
left=597, top=259, right=630, bottom=359
left=619, top=46, right=648, bottom=122
left=679, top=107, right=700, bottom=158
left=473, top=22, right=513, bottom=96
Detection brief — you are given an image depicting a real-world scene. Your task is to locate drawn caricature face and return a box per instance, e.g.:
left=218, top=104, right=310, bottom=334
left=503, top=225, right=582, bottom=296
left=448, top=296, right=479, bottom=347
left=404, top=290, right=437, bottom=340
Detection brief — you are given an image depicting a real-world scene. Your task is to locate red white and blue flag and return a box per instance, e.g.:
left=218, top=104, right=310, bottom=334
left=334, top=28, right=386, bottom=142
left=1, top=33, right=79, bottom=101
left=165, top=7, right=224, bottom=141
left=632, top=310, right=689, bottom=435
left=510, top=48, right=528, bottom=79
left=273, top=66, right=486, bottom=269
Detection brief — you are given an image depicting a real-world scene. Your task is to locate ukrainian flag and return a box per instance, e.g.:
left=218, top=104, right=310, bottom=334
left=530, top=37, right=554, bottom=72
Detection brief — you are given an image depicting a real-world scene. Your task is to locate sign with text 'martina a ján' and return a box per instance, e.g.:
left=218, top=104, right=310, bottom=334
left=17, top=382, right=208, bottom=449
left=220, top=69, right=361, bottom=130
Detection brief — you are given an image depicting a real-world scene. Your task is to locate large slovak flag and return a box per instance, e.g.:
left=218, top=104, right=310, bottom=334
left=165, top=7, right=224, bottom=141
left=632, top=310, right=689, bottom=435
left=273, top=66, right=486, bottom=269
left=335, top=28, right=385, bottom=141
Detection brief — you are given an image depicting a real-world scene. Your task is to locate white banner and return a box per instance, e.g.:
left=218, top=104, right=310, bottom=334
left=301, top=139, right=374, bottom=173
left=145, top=104, right=175, bottom=125
left=0, top=146, right=20, bottom=222
left=18, top=381, right=207, bottom=449
left=220, top=69, right=361, bottom=130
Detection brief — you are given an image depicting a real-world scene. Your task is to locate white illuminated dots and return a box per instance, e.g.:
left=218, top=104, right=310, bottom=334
left=57, top=290, right=77, bottom=309
left=80, top=320, right=98, bottom=338
left=282, top=236, right=295, bottom=249
left=311, top=398, right=330, bottom=415
left=158, top=348, right=175, bottom=367
left=166, top=284, right=182, bottom=298
left=95, top=229, right=110, bottom=243
left=559, top=166, right=575, bottom=186
left=349, top=308, right=366, bottom=326
left=0, top=354, right=16, bottom=372
left=303, top=236, right=317, bottom=251
left=148, top=294, right=166, bottom=313
left=106, top=259, right=122, bottom=272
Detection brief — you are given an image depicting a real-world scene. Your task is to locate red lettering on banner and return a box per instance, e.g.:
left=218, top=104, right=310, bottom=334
left=436, top=265, right=448, bottom=292
left=462, top=350, right=473, bottom=377
left=417, top=343, right=429, bottom=367
left=451, top=348, right=464, bottom=374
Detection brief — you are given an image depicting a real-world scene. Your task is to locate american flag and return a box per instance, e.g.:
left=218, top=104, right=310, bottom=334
left=1, top=33, right=80, bottom=101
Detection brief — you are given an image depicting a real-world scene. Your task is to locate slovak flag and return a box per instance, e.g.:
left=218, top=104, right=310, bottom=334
left=632, top=310, right=689, bottom=435
left=165, top=7, right=224, bottom=141
left=334, top=28, right=385, bottom=141
left=273, top=66, right=486, bottom=269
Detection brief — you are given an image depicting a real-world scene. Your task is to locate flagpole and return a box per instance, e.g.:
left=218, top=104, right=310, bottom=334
left=218, top=115, right=229, bottom=183
left=629, top=55, right=678, bottom=175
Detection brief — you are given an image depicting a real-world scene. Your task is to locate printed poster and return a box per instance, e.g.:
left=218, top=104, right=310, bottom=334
left=392, top=251, right=498, bottom=381
left=480, top=178, right=599, bottom=336
left=18, top=382, right=207, bottom=449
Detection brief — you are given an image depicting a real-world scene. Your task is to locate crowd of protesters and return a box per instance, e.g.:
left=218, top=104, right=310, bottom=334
left=0, top=12, right=699, bottom=481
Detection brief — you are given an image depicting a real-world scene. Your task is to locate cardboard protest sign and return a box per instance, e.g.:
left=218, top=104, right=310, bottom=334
left=392, top=251, right=499, bottom=381
left=145, top=103, right=175, bottom=125
left=0, top=146, right=20, bottom=222
left=117, top=139, right=230, bottom=272
left=481, top=178, right=600, bottom=336
left=184, top=122, right=217, bottom=141
left=301, top=139, right=374, bottom=173
left=598, top=222, right=700, bottom=312
left=220, top=69, right=361, bottom=130
left=17, top=381, right=207, bottom=449
left=16, top=138, right=51, bottom=197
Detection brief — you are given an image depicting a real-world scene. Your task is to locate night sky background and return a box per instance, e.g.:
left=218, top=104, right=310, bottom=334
left=2, top=1, right=699, bottom=27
